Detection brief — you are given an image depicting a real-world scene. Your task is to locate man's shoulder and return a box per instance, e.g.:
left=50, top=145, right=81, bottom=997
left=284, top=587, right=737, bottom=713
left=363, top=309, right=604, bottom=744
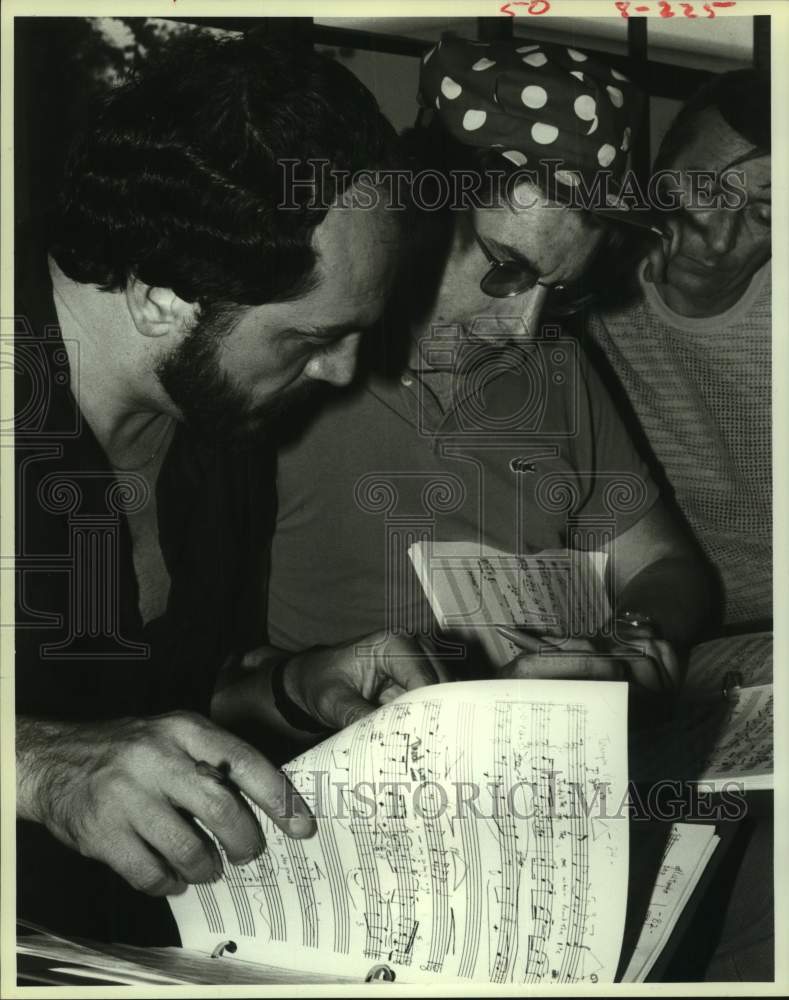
left=13, top=241, right=80, bottom=443
left=587, top=290, right=650, bottom=340
left=15, top=230, right=59, bottom=330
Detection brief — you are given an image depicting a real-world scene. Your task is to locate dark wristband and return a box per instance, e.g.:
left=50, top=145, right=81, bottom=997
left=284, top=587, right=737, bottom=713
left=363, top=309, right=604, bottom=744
left=270, top=658, right=329, bottom=734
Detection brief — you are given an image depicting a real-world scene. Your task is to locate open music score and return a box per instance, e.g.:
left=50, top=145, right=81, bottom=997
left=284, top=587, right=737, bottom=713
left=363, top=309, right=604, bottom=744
left=631, top=633, right=773, bottom=792
left=169, top=680, right=629, bottom=984
left=689, top=684, right=773, bottom=790
left=407, top=542, right=610, bottom=668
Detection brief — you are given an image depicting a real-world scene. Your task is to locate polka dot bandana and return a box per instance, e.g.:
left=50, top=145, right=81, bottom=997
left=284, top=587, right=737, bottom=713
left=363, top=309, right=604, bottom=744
left=419, top=35, right=642, bottom=197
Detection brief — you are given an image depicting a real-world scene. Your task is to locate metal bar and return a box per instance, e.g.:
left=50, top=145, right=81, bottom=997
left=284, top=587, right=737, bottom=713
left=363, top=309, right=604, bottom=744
left=627, top=17, right=651, bottom=181
left=310, top=24, right=432, bottom=58
left=477, top=17, right=514, bottom=42
left=753, top=15, right=770, bottom=76
left=168, top=15, right=314, bottom=46
left=162, top=16, right=709, bottom=99
left=249, top=17, right=314, bottom=48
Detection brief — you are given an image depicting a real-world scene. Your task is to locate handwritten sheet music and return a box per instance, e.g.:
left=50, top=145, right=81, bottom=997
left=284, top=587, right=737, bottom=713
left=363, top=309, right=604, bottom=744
left=621, top=823, right=719, bottom=983
left=408, top=542, right=610, bottom=668
left=683, top=632, right=773, bottom=692
left=632, top=683, right=773, bottom=792
left=690, top=684, right=773, bottom=790
left=169, top=680, right=629, bottom=984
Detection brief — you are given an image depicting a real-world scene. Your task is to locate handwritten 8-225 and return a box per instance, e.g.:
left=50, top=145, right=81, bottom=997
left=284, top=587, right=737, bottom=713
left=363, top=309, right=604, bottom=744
left=500, top=1, right=737, bottom=17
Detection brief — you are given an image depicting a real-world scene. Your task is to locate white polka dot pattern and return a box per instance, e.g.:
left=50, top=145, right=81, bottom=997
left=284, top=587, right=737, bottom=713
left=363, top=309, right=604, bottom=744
left=574, top=94, right=596, bottom=121
left=441, top=76, right=462, bottom=99
left=597, top=143, right=616, bottom=166
left=521, top=85, right=548, bottom=109
left=532, top=122, right=559, bottom=144
left=417, top=34, right=640, bottom=209
left=462, top=109, right=487, bottom=131
left=502, top=149, right=528, bottom=166
left=555, top=169, right=581, bottom=186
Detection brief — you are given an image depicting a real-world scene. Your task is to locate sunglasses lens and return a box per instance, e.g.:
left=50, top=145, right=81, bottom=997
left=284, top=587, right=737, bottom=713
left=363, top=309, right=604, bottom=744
left=480, top=263, right=538, bottom=299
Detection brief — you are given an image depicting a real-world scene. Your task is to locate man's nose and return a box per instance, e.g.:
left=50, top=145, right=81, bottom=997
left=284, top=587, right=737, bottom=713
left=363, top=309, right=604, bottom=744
left=303, top=332, right=362, bottom=387
left=695, top=208, right=740, bottom=256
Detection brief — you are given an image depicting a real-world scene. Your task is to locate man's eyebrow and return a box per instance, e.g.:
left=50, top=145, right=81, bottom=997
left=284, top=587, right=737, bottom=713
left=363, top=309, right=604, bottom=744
left=286, top=322, right=357, bottom=339
left=286, top=319, right=382, bottom=341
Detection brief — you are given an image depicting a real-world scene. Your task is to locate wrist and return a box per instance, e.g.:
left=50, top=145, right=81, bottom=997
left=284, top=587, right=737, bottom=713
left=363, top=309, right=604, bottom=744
left=612, top=609, right=660, bottom=641
left=16, top=716, right=75, bottom=826
left=270, top=656, right=329, bottom=735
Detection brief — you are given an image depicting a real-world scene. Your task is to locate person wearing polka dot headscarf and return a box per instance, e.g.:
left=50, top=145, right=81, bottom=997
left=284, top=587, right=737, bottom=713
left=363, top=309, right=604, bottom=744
left=418, top=35, right=639, bottom=197
left=268, top=36, right=717, bottom=702
left=398, top=33, right=660, bottom=346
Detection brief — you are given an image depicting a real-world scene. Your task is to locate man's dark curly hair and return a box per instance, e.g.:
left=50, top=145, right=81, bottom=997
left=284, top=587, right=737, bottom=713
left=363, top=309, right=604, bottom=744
left=49, top=33, right=398, bottom=306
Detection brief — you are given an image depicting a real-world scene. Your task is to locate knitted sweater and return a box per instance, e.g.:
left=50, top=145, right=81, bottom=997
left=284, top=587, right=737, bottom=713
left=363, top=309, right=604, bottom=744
left=587, top=262, right=771, bottom=627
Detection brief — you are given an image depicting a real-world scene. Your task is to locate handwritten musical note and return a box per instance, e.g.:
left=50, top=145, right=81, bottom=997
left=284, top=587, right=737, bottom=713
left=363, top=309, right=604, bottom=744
left=170, top=680, right=628, bottom=984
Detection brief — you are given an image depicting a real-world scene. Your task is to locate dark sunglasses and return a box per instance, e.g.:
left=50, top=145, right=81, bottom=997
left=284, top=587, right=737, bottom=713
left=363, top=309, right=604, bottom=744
left=472, top=229, right=597, bottom=317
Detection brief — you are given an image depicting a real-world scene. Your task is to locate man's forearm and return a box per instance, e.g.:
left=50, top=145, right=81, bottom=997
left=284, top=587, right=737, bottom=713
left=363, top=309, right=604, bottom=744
left=612, top=555, right=717, bottom=647
left=210, top=646, right=319, bottom=745
left=16, top=715, right=69, bottom=824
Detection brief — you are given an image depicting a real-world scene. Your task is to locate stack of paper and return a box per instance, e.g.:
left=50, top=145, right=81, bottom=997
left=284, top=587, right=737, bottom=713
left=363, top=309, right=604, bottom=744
left=621, top=823, right=720, bottom=983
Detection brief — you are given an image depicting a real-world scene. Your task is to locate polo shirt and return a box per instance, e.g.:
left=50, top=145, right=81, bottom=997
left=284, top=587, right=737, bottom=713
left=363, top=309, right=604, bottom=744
left=268, top=334, right=660, bottom=652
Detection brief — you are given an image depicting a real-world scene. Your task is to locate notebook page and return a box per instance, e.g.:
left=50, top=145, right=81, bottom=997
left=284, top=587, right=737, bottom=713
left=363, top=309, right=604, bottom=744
left=631, top=684, right=773, bottom=792
left=620, top=823, right=719, bottom=983
left=691, top=684, right=773, bottom=790
left=683, top=632, right=772, bottom=692
left=170, top=679, right=629, bottom=984
left=409, top=542, right=610, bottom=668
left=17, top=935, right=358, bottom=986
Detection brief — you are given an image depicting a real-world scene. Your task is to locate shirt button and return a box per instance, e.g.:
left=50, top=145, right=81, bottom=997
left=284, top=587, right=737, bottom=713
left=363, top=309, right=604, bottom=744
left=400, top=375, right=414, bottom=388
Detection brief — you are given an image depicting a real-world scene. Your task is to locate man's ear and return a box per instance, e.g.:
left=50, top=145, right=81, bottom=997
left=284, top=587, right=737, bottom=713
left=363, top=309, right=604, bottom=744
left=125, top=278, right=197, bottom=339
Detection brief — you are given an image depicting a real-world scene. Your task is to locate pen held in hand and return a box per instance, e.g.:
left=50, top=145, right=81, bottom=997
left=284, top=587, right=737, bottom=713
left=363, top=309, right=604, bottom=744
left=195, top=760, right=233, bottom=785
left=495, top=624, right=674, bottom=692
left=496, top=624, right=559, bottom=654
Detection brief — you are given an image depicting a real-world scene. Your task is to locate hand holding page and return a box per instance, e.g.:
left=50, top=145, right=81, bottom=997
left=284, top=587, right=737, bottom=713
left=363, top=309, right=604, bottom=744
left=169, top=679, right=629, bottom=984
left=408, top=542, right=610, bottom=668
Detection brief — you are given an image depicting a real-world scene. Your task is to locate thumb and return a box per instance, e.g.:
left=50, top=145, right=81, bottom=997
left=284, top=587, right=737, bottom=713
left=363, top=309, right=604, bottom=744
left=325, top=684, right=377, bottom=730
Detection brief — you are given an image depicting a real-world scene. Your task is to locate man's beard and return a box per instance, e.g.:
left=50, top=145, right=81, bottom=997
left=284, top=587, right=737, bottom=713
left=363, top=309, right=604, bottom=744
left=155, top=302, right=319, bottom=445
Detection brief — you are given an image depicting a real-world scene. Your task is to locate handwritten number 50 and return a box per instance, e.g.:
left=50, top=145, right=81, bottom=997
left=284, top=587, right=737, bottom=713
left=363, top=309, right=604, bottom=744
left=500, top=0, right=551, bottom=16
